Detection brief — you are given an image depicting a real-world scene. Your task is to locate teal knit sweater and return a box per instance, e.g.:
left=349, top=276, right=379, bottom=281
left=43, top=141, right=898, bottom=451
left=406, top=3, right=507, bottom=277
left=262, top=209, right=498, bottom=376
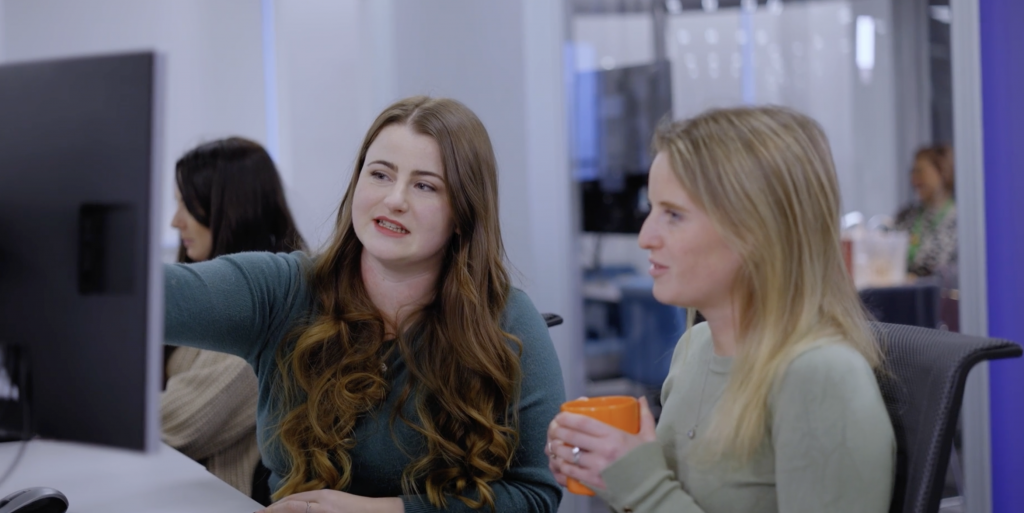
left=164, top=252, right=565, bottom=512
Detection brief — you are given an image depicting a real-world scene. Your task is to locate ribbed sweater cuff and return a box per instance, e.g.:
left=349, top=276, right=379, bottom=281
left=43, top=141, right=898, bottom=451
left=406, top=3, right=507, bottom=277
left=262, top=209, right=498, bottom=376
left=597, top=441, right=674, bottom=509
left=400, top=495, right=433, bottom=513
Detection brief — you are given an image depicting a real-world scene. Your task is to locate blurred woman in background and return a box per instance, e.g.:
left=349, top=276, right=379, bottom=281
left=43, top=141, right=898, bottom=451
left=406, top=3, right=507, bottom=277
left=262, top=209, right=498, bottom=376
left=164, top=137, right=305, bottom=502
left=895, top=144, right=957, bottom=279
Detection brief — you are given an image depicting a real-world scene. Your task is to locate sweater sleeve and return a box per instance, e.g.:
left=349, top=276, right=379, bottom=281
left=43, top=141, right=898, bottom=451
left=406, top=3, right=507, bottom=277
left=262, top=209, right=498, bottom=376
left=771, top=344, right=895, bottom=513
left=400, top=289, right=566, bottom=513
left=597, top=329, right=708, bottom=513
left=599, top=442, right=707, bottom=513
left=161, top=349, right=259, bottom=461
left=164, top=251, right=310, bottom=366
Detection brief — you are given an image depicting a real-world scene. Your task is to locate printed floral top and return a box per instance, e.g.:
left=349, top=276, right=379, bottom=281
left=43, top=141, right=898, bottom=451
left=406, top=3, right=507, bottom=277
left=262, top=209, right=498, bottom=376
left=895, top=201, right=957, bottom=277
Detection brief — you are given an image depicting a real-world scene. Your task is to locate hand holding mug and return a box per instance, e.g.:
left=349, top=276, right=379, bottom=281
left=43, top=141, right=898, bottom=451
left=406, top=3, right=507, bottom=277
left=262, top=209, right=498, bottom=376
left=545, top=396, right=657, bottom=495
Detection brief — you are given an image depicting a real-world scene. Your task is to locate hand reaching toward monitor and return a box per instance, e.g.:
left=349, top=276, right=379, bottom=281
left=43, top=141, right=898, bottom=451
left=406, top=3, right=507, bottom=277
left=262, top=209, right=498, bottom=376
left=545, top=396, right=658, bottom=491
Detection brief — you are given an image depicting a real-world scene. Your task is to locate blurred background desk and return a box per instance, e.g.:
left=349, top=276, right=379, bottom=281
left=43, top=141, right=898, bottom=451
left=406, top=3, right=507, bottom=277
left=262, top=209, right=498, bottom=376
left=582, top=271, right=961, bottom=422
left=582, top=270, right=687, bottom=418
left=0, top=439, right=262, bottom=512
left=859, top=282, right=959, bottom=331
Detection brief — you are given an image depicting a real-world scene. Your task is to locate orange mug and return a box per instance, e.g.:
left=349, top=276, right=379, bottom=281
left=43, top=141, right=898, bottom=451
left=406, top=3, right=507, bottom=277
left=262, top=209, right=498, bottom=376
left=559, top=396, right=640, bottom=496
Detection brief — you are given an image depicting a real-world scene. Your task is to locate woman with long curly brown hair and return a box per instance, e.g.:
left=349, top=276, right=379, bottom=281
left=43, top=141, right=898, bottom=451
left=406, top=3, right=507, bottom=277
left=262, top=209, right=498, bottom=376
left=164, top=96, right=565, bottom=513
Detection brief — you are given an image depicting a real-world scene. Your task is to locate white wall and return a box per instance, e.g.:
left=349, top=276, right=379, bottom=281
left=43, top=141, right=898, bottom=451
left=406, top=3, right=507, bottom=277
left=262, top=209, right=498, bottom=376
left=0, top=1, right=5, bottom=61
left=272, top=0, right=373, bottom=251
left=0, top=0, right=267, bottom=255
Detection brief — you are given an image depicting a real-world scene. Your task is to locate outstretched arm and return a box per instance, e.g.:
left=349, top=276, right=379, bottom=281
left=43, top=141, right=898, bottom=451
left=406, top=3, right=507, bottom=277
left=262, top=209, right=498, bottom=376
left=164, top=251, right=310, bottom=365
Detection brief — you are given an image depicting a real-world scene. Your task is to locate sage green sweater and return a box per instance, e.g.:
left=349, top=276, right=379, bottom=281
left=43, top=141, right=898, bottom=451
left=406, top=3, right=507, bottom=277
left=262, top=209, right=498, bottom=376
left=164, top=251, right=565, bottom=512
left=597, top=322, right=895, bottom=513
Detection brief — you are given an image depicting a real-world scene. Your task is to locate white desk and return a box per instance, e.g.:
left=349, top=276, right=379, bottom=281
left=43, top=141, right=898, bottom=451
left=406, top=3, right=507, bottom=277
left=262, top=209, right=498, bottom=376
left=0, top=439, right=262, bottom=512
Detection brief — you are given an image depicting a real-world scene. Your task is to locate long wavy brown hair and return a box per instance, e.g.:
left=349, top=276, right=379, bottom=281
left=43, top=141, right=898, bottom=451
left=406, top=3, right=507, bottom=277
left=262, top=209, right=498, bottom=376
left=272, top=96, right=522, bottom=509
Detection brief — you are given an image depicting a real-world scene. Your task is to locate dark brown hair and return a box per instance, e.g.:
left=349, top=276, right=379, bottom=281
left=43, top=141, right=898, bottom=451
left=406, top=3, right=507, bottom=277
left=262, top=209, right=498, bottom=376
left=169, top=136, right=306, bottom=390
left=273, top=96, right=520, bottom=510
left=175, top=137, right=305, bottom=262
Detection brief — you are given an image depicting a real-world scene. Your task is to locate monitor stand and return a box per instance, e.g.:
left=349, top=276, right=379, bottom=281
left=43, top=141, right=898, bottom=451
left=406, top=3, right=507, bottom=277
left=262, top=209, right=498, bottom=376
left=0, top=344, right=30, bottom=443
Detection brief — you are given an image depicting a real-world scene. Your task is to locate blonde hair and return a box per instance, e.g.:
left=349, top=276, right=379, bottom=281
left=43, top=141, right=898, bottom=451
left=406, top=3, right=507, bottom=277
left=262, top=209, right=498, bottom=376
left=654, top=106, right=882, bottom=462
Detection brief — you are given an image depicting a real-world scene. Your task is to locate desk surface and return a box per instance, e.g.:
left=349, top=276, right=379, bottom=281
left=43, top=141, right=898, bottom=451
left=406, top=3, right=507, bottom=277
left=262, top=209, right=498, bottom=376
left=0, top=439, right=262, bottom=512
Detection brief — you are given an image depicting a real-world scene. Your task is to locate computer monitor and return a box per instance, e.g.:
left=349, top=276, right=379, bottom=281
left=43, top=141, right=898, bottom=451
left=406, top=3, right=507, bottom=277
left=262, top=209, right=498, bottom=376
left=573, top=60, right=672, bottom=233
left=0, top=52, right=163, bottom=452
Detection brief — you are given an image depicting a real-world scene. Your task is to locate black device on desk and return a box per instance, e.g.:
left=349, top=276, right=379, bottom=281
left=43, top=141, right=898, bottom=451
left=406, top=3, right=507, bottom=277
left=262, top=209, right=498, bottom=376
left=574, top=60, right=671, bottom=234
left=0, top=487, right=67, bottom=513
left=0, top=53, right=164, bottom=454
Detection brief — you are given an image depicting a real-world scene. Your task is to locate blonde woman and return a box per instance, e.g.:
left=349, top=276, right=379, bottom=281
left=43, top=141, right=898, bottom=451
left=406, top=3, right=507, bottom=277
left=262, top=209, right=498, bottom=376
left=546, top=106, right=895, bottom=512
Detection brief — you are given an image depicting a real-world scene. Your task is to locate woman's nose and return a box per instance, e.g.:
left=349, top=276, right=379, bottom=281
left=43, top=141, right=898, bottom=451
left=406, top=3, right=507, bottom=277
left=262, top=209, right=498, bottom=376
left=638, top=215, right=660, bottom=250
left=171, top=209, right=184, bottom=230
left=383, top=185, right=408, bottom=211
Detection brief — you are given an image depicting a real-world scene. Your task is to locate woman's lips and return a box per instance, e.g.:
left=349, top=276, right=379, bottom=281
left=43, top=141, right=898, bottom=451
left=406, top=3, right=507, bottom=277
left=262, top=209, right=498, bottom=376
left=649, top=259, right=668, bottom=277
left=374, top=217, right=409, bottom=237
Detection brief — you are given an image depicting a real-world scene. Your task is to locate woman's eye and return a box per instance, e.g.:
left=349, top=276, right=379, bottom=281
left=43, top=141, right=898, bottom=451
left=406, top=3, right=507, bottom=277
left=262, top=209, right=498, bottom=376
left=370, top=170, right=388, bottom=180
left=666, top=210, right=682, bottom=221
left=415, top=182, right=437, bottom=192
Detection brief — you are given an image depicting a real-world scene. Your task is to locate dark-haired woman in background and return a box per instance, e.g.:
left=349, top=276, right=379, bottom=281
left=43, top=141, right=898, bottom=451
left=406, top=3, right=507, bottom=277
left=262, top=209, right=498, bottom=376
left=163, top=137, right=305, bottom=501
left=895, top=144, right=957, bottom=279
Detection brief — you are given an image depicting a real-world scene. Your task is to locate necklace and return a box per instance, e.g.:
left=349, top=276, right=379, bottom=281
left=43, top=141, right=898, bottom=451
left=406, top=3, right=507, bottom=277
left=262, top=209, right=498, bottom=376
left=686, top=356, right=714, bottom=439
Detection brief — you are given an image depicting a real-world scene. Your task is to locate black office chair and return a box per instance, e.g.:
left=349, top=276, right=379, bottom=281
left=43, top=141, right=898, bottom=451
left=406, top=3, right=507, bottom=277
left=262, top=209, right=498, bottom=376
left=542, top=313, right=563, bottom=328
left=861, top=285, right=942, bottom=329
left=871, top=322, right=1021, bottom=513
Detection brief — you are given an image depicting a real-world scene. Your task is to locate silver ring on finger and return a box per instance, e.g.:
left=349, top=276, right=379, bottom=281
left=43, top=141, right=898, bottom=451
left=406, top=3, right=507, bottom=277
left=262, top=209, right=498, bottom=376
left=572, top=446, right=581, bottom=465
left=305, top=501, right=311, bottom=513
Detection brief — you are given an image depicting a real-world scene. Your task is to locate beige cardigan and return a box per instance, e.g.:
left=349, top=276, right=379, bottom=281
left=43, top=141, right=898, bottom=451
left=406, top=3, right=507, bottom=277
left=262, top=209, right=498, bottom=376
left=161, top=346, right=261, bottom=496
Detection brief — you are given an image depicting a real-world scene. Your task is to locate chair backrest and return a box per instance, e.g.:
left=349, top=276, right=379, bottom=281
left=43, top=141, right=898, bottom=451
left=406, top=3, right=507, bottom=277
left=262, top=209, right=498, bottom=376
left=542, top=313, right=563, bottom=328
left=871, top=322, right=1021, bottom=513
left=861, top=285, right=942, bottom=329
